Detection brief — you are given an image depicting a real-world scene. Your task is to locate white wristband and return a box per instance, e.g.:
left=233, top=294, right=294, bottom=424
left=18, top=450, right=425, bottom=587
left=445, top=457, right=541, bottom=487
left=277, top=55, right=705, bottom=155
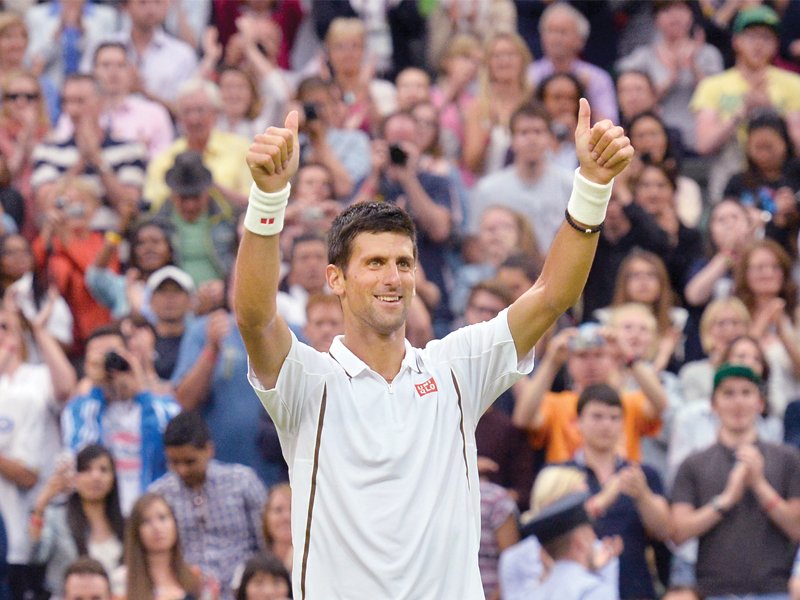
left=566, top=168, right=614, bottom=227
left=243, top=182, right=290, bottom=236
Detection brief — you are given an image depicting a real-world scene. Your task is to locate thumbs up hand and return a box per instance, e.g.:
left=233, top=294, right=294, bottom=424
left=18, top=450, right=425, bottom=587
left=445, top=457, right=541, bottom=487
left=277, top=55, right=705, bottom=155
left=247, top=110, right=301, bottom=194
left=575, top=98, right=633, bottom=185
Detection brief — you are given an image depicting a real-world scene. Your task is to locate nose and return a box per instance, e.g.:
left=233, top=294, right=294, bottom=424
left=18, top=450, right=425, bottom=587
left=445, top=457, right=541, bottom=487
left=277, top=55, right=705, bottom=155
left=383, top=262, right=402, bottom=286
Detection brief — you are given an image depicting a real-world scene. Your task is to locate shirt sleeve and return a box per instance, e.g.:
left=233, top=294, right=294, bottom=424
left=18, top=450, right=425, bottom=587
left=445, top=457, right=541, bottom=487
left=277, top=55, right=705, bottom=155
left=171, top=316, right=209, bottom=386
left=7, top=388, right=47, bottom=471
left=670, top=456, right=698, bottom=506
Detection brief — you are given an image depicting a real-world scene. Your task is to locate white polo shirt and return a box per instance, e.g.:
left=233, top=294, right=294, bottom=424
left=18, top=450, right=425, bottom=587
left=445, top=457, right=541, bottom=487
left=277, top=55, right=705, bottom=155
left=249, top=309, right=533, bottom=600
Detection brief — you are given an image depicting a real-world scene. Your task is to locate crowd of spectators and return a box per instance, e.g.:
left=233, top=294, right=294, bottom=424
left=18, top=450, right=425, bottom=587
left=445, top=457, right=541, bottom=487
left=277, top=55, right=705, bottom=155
left=1, top=0, right=800, bottom=598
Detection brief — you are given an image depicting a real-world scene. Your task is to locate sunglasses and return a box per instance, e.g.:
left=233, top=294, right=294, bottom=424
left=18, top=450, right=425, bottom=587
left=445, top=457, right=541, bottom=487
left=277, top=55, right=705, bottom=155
left=4, top=92, right=39, bottom=102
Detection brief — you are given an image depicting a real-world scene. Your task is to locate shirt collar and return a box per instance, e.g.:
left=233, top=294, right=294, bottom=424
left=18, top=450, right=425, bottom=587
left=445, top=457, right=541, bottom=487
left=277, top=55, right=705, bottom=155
left=328, top=336, right=422, bottom=379
left=572, top=449, right=626, bottom=471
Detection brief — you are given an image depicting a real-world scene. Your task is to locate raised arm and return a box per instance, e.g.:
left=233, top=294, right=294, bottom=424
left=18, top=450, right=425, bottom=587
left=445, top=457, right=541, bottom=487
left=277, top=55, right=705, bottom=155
left=234, top=112, right=300, bottom=390
left=508, top=99, right=633, bottom=359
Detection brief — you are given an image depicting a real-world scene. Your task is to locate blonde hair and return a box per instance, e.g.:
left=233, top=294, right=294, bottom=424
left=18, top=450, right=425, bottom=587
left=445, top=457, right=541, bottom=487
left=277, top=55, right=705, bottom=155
left=0, top=71, right=49, bottom=130
left=699, top=297, right=751, bottom=354
left=476, top=32, right=533, bottom=119
left=608, top=302, right=659, bottom=360
left=530, top=466, right=586, bottom=514
left=438, top=33, right=482, bottom=75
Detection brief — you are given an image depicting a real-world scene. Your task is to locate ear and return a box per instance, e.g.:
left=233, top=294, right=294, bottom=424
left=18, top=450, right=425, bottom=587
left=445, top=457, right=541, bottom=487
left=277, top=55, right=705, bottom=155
left=327, top=264, right=345, bottom=296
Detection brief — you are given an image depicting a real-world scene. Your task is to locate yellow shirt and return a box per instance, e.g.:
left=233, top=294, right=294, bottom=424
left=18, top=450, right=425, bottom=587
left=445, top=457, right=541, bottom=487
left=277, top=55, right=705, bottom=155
left=144, top=129, right=252, bottom=209
left=690, top=65, right=800, bottom=145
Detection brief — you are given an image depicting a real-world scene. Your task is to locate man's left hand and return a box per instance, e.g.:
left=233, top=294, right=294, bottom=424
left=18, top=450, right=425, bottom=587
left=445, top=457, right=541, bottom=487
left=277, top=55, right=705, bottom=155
left=575, top=98, right=634, bottom=185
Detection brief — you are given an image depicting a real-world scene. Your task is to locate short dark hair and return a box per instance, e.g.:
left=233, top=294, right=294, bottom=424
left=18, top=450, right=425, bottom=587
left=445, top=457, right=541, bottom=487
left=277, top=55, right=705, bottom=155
left=296, top=75, right=331, bottom=102
left=327, top=202, right=417, bottom=271
left=85, top=324, right=124, bottom=348
left=93, top=41, right=128, bottom=66
left=467, top=279, right=513, bottom=310
left=499, top=253, right=540, bottom=283
left=236, top=553, right=292, bottom=600
left=577, top=383, right=622, bottom=415
left=290, top=232, right=327, bottom=262
left=163, top=411, right=211, bottom=448
left=535, top=72, right=585, bottom=106
left=64, top=556, right=110, bottom=585
left=510, top=101, right=552, bottom=135
left=616, top=69, right=656, bottom=93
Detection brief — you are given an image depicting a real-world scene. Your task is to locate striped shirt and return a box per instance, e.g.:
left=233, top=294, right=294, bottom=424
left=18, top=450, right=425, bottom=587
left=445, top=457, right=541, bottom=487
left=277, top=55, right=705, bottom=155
left=31, top=131, right=147, bottom=199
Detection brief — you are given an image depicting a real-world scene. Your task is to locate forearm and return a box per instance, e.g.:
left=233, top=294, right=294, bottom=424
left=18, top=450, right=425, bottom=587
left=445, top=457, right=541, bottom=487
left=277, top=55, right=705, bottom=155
left=313, top=142, right=353, bottom=199
left=629, top=360, right=668, bottom=417
left=684, top=254, right=730, bottom=306
left=671, top=503, right=723, bottom=544
left=0, top=454, right=37, bottom=490
left=636, top=492, right=672, bottom=540
left=352, top=171, right=381, bottom=205
left=401, top=176, right=451, bottom=242
left=511, top=357, right=560, bottom=429
left=33, top=327, right=77, bottom=403
left=695, top=111, right=742, bottom=155
left=174, top=348, right=216, bottom=410
left=98, top=170, right=140, bottom=213
left=752, top=479, right=800, bottom=541
left=234, top=230, right=282, bottom=330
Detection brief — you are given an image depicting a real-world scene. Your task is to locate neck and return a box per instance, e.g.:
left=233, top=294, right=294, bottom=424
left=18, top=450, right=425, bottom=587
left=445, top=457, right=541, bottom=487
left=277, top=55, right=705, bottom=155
left=515, top=159, right=545, bottom=182
left=186, top=136, right=208, bottom=152
left=130, top=24, right=155, bottom=50
left=491, top=79, right=522, bottom=97
left=81, top=499, right=108, bottom=523
left=342, top=323, right=406, bottom=383
left=582, top=446, right=618, bottom=480
left=550, top=55, right=575, bottom=73
left=155, top=320, right=185, bottom=337
left=736, top=61, right=768, bottom=80
left=754, top=295, right=780, bottom=314
left=719, top=426, right=758, bottom=448
left=336, top=71, right=360, bottom=91
left=0, top=356, right=21, bottom=376
left=147, top=551, right=173, bottom=579
left=103, top=91, right=126, bottom=110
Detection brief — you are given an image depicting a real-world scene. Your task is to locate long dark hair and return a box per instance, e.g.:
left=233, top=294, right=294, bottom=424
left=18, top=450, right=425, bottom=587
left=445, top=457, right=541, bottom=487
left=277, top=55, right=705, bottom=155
left=0, top=233, right=48, bottom=309
left=66, top=444, right=125, bottom=555
left=235, top=553, right=292, bottom=600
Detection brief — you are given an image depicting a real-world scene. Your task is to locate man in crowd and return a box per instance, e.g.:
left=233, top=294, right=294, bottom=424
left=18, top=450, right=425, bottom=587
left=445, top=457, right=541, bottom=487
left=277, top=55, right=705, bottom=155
left=145, top=79, right=252, bottom=209
left=150, top=411, right=266, bottom=599
left=31, top=74, right=147, bottom=229
left=62, top=324, right=180, bottom=513
left=692, top=5, right=800, bottom=201
left=234, top=97, right=632, bottom=597
left=302, top=293, right=344, bottom=353
left=146, top=265, right=194, bottom=380
left=153, top=150, right=237, bottom=287
left=470, top=102, right=574, bottom=255
left=512, top=322, right=665, bottom=464
left=276, top=233, right=329, bottom=331
left=671, top=364, right=800, bottom=598
left=62, top=558, right=111, bottom=600
left=566, top=384, right=671, bottom=599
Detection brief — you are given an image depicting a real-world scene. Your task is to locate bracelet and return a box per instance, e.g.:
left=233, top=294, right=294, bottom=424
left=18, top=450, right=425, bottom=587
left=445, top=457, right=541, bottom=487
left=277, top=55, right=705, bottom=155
left=710, top=494, right=728, bottom=516
left=565, top=209, right=603, bottom=234
left=763, top=494, right=782, bottom=513
left=244, top=183, right=290, bottom=236
left=104, top=231, right=122, bottom=246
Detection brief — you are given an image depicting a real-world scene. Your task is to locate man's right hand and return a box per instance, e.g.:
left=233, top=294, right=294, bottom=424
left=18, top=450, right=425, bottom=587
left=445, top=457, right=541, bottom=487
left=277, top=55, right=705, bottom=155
left=247, top=111, right=300, bottom=194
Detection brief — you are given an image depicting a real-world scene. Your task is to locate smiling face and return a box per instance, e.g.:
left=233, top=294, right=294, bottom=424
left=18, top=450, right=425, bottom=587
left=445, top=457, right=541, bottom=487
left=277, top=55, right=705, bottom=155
left=0, top=21, right=27, bottom=69
left=329, top=232, right=416, bottom=337
left=630, top=116, right=668, bottom=162
left=0, top=234, right=33, bottom=282
left=745, top=246, right=784, bottom=297
left=634, top=166, right=674, bottom=216
left=219, top=69, right=254, bottom=121
left=132, top=224, right=171, bottom=274
left=623, top=257, right=662, bottom=305
left=712, top=377, right=764, bottom=434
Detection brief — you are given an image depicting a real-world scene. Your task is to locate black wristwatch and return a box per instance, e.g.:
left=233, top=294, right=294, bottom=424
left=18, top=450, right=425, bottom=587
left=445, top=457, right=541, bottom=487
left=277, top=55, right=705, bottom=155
left=711, top=495, right=728, bottom=515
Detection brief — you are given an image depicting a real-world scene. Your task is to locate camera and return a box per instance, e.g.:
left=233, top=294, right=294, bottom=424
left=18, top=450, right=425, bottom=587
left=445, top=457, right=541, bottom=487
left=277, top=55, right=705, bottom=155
left=388, top=144, right=408, bottom=167
left=104, top=350, right=131, bottom=374
left=303, top=102, right=319, bottom=121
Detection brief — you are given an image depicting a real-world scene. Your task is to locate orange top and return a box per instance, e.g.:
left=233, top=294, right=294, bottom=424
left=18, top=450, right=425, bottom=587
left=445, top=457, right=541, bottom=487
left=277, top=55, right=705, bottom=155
left=529, top=390, right=661, bottom=463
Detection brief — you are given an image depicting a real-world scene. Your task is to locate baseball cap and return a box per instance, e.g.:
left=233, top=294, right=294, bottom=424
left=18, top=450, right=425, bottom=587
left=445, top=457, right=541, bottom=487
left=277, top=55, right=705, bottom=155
left=732, top=5, right=780, bottom=35
left=146, top=266, right=195, bottom=294
left=712, top=363, right=762, bottom=391
left=568, top=322, right=606, bottom=352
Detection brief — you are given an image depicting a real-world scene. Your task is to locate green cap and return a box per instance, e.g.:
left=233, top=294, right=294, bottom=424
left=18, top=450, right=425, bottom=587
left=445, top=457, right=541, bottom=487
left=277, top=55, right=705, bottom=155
left=713, top=363, right=762, bottom=392
left=733, top=5, right=780, bottom=34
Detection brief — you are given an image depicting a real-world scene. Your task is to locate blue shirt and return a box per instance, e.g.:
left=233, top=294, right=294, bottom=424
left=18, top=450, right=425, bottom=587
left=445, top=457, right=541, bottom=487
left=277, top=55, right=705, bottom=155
left=564, top=455, right=664, bottom=600
left=171, top=315, right=287, bottom=487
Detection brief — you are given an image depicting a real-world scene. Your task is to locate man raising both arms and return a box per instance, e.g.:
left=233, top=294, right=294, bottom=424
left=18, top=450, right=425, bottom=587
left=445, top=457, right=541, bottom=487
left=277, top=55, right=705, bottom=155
left=234, top=99, right=633, bottom=599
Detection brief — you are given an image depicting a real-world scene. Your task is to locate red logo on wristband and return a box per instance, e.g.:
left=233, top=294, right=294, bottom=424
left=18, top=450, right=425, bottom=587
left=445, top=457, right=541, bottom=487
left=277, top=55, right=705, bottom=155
left=261, top=217, right=275, bottom=225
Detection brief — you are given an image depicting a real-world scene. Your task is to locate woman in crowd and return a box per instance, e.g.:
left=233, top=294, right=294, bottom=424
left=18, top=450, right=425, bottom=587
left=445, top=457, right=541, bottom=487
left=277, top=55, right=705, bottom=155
left=86, top=220, right=175, bottom=320
left=33, top=178, right=117, bottom=353
left=234, top=553, right=292, bottom=600
left=112, top=492, right=218, bottom=600
left=678, top=297, right=751, bottom=405
left=451, top=205, right=541, bottom=318
left=0, top=233, right=73, bottom=358
left=430, top=33, right=482, bottom=167
left=734, top=238, right=800, bottom=417
left=615, top=0, right=723, bottom=152
left=262, top=484, right=292, bottom=573
left=463, top=32, right=532, bottom=179
left=535, top=71, right=583, bottom=170
left=0, top=297, right=74, bottom=597
left=723, top=113, right=800, bottom=257
left=602, top=249, right=686, bottom=373
left=30, top=444, right=125, bottom=597
left=323, top=17, right=396, bottom=134
left=624, top=112, right=702, bottom=228
left=632, top=161, right=704, bottom=308
left=0, top=71, right=49, bottom=238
